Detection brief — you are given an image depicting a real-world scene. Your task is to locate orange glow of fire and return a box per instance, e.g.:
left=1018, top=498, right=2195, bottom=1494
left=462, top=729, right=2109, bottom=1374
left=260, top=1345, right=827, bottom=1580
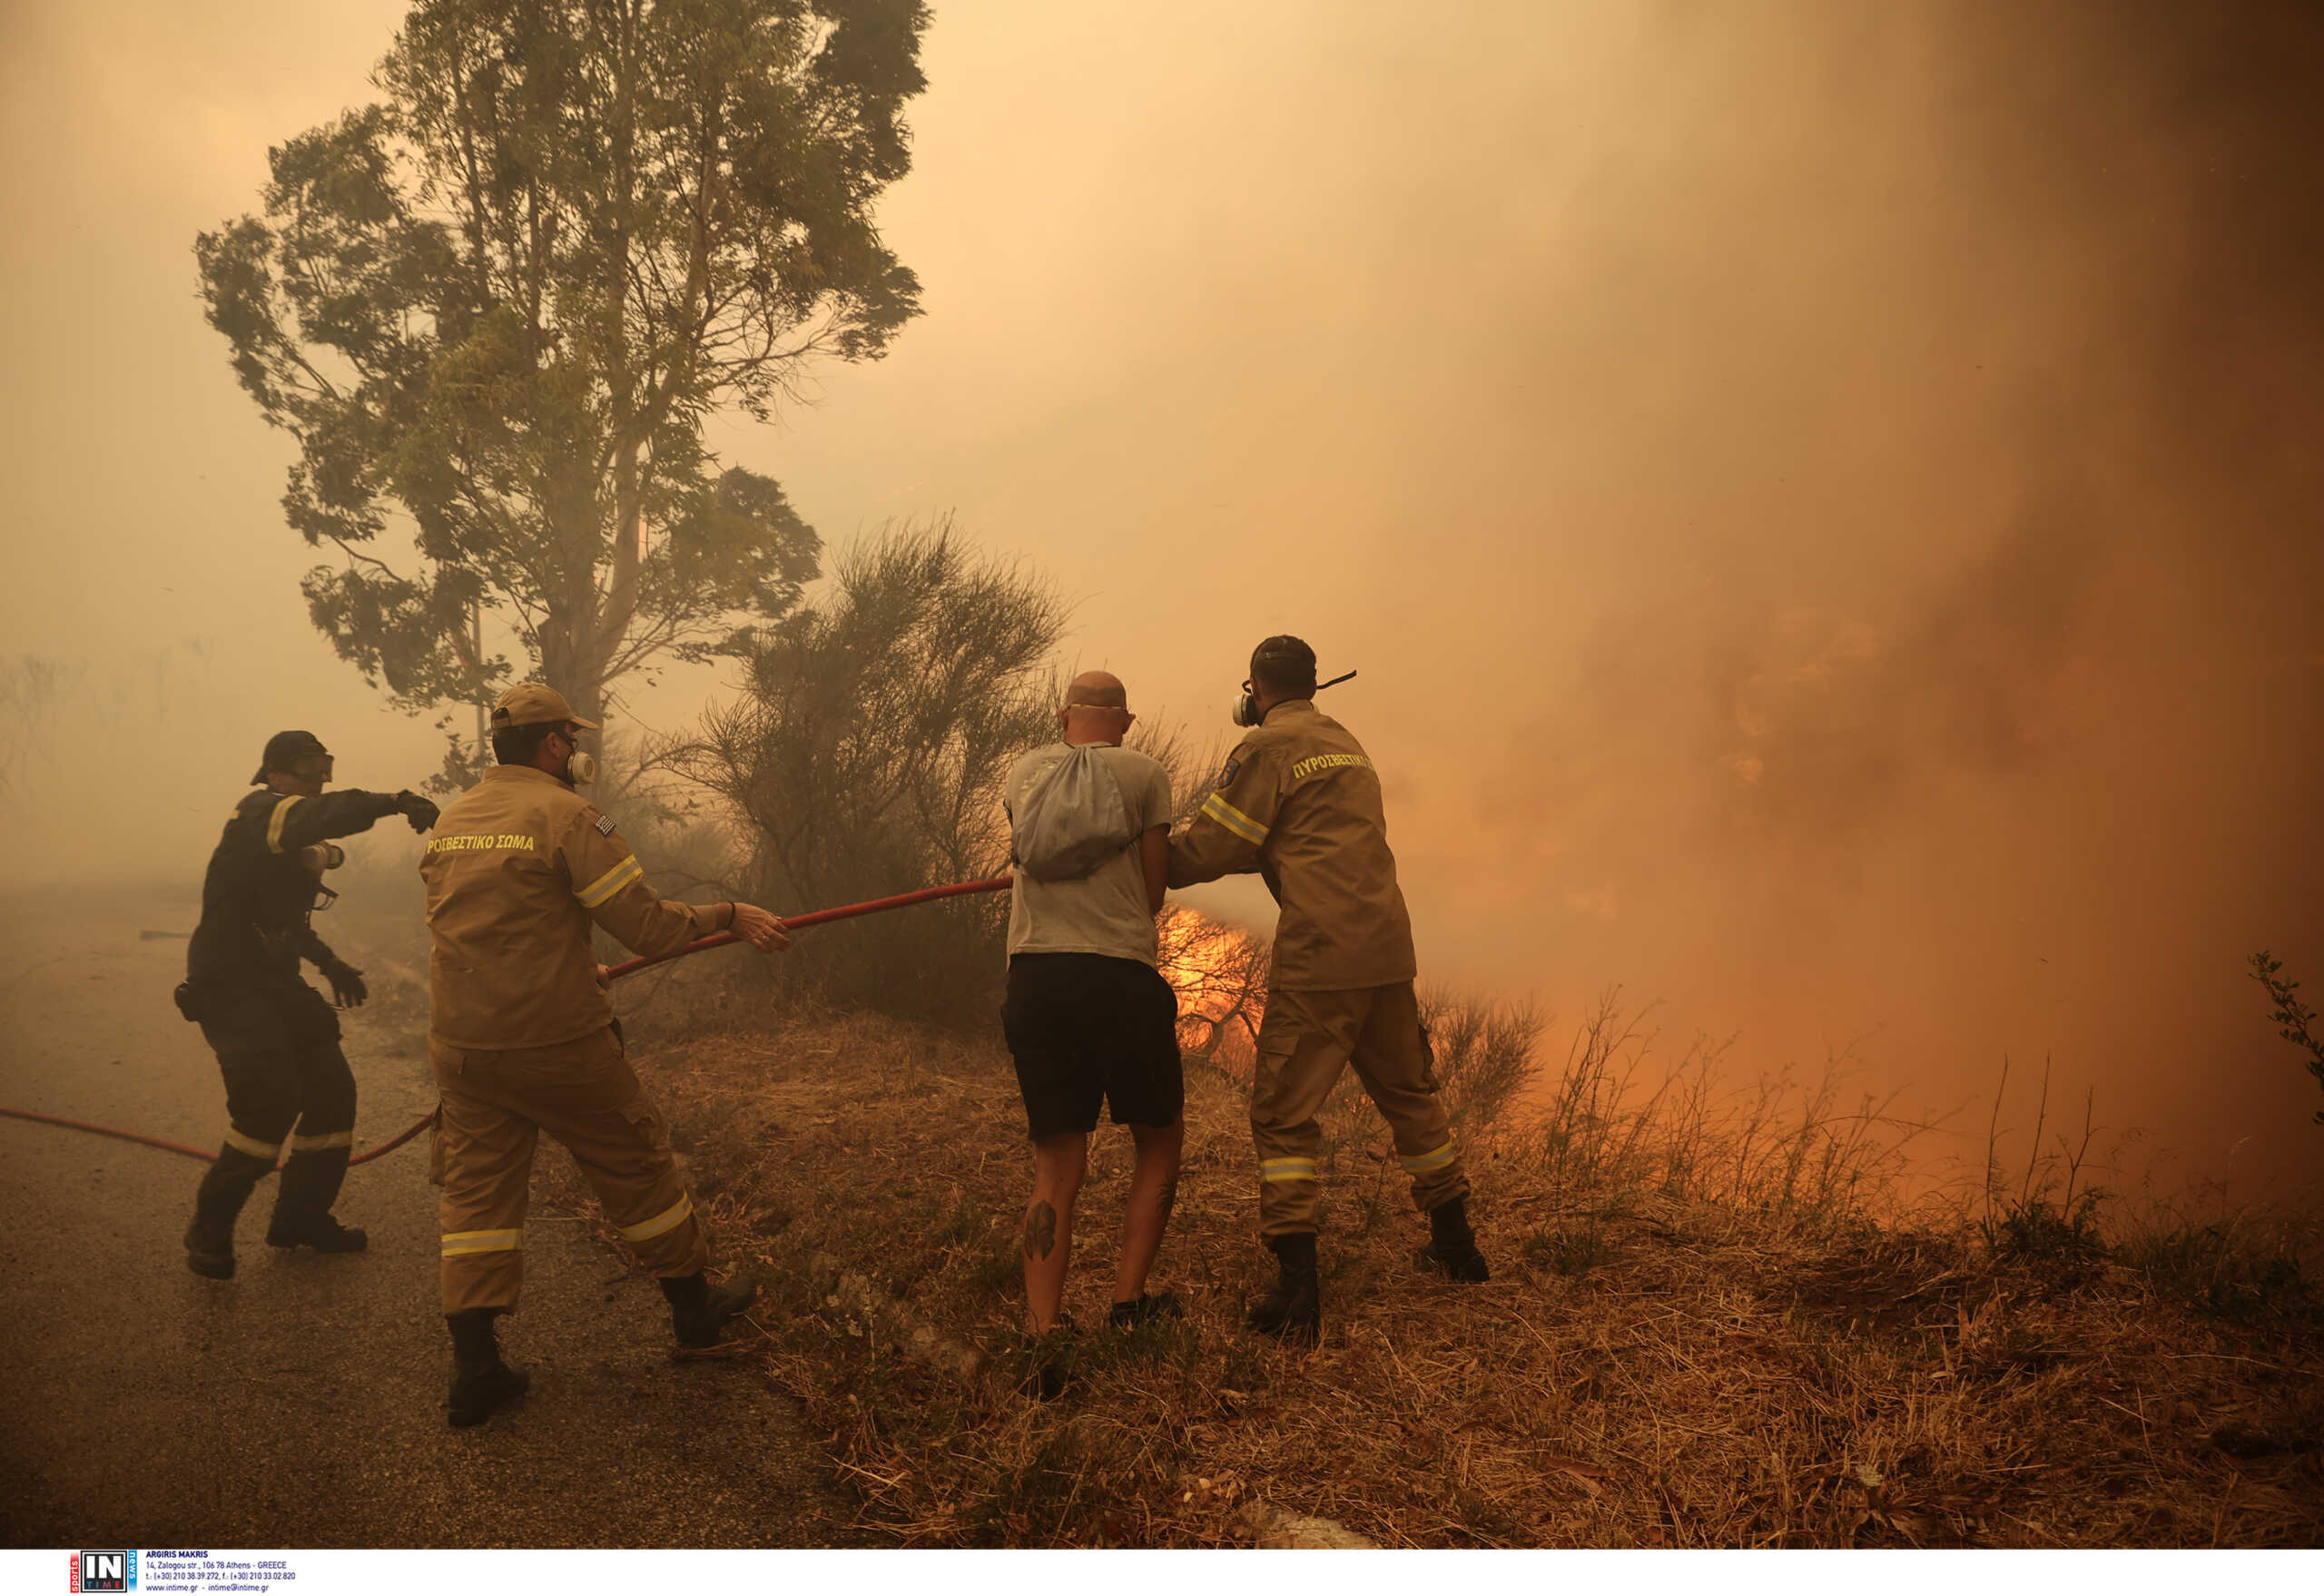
left=1157, top=905, right=1268, bottom=1064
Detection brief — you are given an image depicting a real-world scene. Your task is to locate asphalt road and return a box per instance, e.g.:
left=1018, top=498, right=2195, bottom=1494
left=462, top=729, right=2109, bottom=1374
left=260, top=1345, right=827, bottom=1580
left=0, top=888, right=843, bottom=1549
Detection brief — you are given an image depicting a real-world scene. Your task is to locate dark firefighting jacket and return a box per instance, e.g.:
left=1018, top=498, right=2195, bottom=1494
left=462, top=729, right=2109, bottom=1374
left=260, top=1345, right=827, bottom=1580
left=1164, top=699, right=1418, bottom=992
left=186, top=788, right=400, bottom=989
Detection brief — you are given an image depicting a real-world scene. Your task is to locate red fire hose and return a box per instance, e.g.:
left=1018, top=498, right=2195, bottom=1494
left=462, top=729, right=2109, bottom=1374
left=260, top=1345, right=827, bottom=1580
left=601, top=873, right=1015, bottom=980
left=0, top=1102, right=443, bottom=1168
left=0, top=874, right=1012, bottom=1169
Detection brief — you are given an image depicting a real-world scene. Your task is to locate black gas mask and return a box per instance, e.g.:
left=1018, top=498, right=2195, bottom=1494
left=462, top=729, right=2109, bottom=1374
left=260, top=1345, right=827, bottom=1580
left=1232, top=669, right=1357, bottom=727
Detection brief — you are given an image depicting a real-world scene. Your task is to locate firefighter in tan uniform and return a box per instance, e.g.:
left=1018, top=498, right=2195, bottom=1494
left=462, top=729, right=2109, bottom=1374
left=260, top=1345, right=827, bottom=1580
left=419, top=683, right=791, bottom=1426
left=1167, top=636, right=1491, bottom=1342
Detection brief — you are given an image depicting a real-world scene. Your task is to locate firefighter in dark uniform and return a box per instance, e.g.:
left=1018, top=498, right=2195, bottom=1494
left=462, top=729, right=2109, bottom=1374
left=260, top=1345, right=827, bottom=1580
left=1167, top=636, right=1492, bottom=1342
left=179, top=730, right=440, bottom=1278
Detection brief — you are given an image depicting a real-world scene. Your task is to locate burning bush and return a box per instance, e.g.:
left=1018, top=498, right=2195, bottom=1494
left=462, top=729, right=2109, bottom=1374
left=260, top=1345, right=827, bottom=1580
left=1157, top=906, right=1271, bottom=1070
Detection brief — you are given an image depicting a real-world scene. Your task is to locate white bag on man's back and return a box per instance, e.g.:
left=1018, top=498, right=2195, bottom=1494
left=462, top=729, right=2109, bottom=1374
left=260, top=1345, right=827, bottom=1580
left=1010, top=744, right=1136, bottom=882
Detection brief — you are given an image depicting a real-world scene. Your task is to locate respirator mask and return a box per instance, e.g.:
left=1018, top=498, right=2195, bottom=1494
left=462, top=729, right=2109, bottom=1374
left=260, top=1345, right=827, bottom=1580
left=540, top=722, right=596, bottom=786
left=1231, top=680, right=1261, bottom=728
left=1231, top=668, right=1359, bottom=727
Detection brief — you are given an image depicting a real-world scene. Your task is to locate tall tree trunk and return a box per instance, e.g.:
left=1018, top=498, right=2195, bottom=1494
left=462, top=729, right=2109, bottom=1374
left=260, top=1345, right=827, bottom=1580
left=471, top=601, right=487, bottom=759
left=537, top=472, right=603, bottom=734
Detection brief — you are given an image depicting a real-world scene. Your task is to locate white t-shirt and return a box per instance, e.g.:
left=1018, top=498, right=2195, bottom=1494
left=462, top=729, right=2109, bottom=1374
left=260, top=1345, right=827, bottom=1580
left=1003, top=742, right=1173, bottom=966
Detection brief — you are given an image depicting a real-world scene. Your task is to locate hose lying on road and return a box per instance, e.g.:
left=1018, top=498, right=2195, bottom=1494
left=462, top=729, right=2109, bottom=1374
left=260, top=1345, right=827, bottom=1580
left=0, top=873, right=1013, bottom=1168
left=0, top=1103, right=441, bottom=1167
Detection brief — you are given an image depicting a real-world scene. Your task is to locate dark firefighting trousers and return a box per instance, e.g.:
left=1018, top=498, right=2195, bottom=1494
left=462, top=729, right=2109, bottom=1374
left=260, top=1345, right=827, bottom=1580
left=428, top=1026, right=710, bottom=1315
left=1251, top=980, right=1470, bottom=1236
left=186, top=983, right=359, bottom=1245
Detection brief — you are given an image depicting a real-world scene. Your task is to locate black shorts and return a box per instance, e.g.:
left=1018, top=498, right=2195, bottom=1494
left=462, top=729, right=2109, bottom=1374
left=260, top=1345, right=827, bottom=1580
left=1002, top=953, right=1184, bottom=1138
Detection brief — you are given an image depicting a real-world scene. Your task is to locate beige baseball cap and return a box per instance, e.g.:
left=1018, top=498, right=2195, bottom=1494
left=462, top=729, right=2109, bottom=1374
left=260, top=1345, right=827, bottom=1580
left=490, top=683, right=599, bottom=731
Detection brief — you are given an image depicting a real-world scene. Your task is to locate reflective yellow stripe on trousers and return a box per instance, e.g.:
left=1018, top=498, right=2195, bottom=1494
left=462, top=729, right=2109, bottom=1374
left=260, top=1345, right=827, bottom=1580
left=1259, top=1157, right=1317, bottom=1183
left=222, top=1126, right=283, bottom=1160
left=289, top=1130, right=353, bottom=1154
left=440, top=1228, right=524, bottom=1257
left=1399, top=1139, right=1458, bottom=1176
left=617, top=1193, right=694, bottom=1244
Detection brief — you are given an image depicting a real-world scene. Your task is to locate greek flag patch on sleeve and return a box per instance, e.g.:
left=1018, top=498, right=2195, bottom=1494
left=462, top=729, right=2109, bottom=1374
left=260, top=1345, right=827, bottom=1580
left=594, top=813, right=617, bottom=836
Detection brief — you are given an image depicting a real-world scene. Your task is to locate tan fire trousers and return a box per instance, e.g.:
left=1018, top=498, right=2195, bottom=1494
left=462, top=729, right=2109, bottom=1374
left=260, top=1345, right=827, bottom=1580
left=428, top=1026, right=709, bottom=1315
left=1251, top=980, right=1469, bottom=1236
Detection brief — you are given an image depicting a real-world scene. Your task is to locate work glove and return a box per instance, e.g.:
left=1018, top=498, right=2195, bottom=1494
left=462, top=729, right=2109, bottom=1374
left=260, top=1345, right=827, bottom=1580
left=392, top=790, right=441, bottom=833
left=320, top=957, right=369, bottom=1010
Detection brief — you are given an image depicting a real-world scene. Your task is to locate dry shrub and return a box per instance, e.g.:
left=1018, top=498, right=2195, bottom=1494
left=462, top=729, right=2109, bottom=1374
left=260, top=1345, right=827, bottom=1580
left=649, top=521, right=1230, bottom=1031
left=0, top=655, right=81, bottom=802
left=1520, top=991, right=1940, bottom=1224
left=1962, top=1057, right=2317, bottom=1322
left=2118, top=1207, right=2315, bottom=1325
left=1418, top=986, right=1547, bottom=1133
left=654, top=521, right=1064, bottom=1026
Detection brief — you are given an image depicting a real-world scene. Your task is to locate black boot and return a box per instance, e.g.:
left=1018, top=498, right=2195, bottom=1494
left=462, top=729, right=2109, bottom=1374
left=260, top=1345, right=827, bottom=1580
left=183, top=1147, right=271, bottom=1279
left=182, top=1225, right=236, bottom=1280
left=446, top=1308, right=528, bottom=1428
left=663, top=1271, right=761, bottom=1349
left=270, top=1145, right=360, bottom=1251
left=1417, top=1196, right=1491, bottom=1283
left=1246, top=1232, right=1321, bottom=1343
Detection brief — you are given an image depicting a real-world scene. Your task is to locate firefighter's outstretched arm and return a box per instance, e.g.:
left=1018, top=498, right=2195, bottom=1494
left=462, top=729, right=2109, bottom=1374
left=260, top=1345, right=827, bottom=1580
left=1167, top=748, right=1278, bottom=888
left=560, top=808, right=729, bottom=958
left=252, top=789, right=408, bottom=854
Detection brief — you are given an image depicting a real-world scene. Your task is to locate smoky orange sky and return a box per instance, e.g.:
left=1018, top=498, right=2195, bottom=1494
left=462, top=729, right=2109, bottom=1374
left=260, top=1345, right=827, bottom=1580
left=3, top=3, right=2319, bottom=1194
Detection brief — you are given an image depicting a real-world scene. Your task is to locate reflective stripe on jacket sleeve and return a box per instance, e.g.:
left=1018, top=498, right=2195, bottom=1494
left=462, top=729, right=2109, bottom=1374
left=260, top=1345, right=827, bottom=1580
left=1167, top=744, right=1279, bottom=888
left=267, top=789, right=399, bottom=853
left=560, top=809, right=709, bottom=958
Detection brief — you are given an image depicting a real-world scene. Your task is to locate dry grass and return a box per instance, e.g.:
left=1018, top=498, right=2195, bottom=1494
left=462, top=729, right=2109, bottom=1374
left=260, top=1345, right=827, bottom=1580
left=536, top=973, right=2324, bottom=1549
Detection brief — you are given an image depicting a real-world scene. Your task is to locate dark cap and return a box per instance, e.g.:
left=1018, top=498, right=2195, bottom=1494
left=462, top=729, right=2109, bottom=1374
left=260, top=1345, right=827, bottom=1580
left=1249, top=634, right=1318, bottom=680
left=251, top=730, right=331, bottom=784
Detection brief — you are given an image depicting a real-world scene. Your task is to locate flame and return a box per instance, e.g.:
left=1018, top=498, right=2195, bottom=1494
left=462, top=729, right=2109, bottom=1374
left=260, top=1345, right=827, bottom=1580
left=1157, top=905, right=1269, bottom=1068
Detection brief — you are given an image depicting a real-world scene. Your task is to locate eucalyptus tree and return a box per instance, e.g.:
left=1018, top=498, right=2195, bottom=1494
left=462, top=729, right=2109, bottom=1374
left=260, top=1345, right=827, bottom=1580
left=198, top=0, right=928, bottom=774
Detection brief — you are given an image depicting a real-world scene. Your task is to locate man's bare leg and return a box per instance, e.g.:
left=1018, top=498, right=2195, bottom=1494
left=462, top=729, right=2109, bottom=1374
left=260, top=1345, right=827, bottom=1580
left=1113, top=1115, right=1185, bottom=1305
left=1023, top=1131, right=1087, bottom=1332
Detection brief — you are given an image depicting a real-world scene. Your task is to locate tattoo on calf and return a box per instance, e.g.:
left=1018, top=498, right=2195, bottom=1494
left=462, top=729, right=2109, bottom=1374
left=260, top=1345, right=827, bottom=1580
left=1024, top=1199, right=1058, bottom=1261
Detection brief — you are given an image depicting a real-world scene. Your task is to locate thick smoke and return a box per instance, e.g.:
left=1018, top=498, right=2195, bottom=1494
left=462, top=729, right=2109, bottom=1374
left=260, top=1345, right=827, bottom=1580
left=1452, top=2, right=2324, bottom=1195
left=1, top=1, right=2317, bottom=1197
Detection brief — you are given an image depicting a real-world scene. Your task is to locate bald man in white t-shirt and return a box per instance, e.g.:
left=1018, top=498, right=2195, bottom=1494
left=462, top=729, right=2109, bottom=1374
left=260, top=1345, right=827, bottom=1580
left=1000, top=671, right=1184, bottom=1391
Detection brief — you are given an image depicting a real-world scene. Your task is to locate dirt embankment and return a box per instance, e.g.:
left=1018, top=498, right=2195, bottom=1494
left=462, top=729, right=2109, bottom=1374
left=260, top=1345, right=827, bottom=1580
left=608, top=968, right=2324, bottom=1549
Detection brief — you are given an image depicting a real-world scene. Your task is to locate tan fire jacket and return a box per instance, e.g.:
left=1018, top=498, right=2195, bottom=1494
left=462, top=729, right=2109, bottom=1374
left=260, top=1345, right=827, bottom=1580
left=1166, top=700, right=1417, bottom=992
left=419, top=765, right=731, bottom=1049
